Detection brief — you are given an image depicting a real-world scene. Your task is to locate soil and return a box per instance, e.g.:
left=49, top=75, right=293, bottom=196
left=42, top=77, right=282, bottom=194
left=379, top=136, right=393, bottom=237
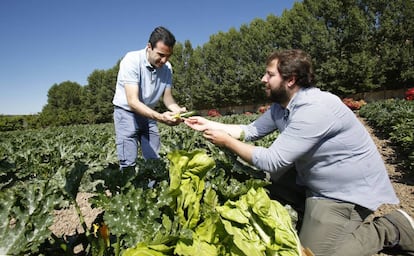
left=48, top=115, right=414, bottom=255
left=359, top=116, right=414, bottom=256
left=361, top=115, right=414, bottom=219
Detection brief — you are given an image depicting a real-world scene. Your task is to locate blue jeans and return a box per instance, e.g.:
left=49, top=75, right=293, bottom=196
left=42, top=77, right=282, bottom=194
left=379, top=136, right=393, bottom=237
left=114, top=107, right=160, bottom=168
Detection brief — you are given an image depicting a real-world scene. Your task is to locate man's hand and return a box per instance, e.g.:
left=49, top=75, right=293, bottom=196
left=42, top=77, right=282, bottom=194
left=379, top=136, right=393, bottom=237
left=184, top=116, right=211, bottom=131
left=202, top=129, right=231, bottom=147
left=161, top=111, right=182, bottom=126
left=173, top=110, right=197, bottom=120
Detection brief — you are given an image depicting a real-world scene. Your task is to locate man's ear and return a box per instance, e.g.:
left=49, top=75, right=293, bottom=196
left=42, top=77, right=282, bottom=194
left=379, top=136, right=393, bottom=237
left=147, top=43, right=152, bottom=50
left=287, top=76, right=297, bottom=88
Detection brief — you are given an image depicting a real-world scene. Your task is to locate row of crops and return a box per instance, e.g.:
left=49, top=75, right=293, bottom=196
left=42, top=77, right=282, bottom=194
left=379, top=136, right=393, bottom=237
left=1, top=114, right=305, bottom=255
left=359, top=99, right=414, bottom=173
left=2, top=99, right=412, bottom=256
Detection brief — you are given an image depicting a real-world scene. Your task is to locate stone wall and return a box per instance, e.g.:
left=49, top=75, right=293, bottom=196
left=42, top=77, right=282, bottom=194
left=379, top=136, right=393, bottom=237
left=197, top=88, right=409, bottom=116
left=197, top=103, right=268, bottom=116
left=348, top=88, right=406, bottom=102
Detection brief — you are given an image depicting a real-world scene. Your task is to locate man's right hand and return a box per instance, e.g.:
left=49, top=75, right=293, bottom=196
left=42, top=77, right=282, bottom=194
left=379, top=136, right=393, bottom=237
left=160, top=111, right=182, bottom=126
left=184, top=116, right=210, bottom=131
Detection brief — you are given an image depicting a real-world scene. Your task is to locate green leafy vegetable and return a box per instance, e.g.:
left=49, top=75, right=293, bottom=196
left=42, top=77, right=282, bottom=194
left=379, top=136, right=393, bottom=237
left=173, top=111, right=197, bottom=119
left=167, top=149, right=215, bottom=229
left=124, top=150, right=301, bottom=256
left=216, top=187, right=301, bottom=256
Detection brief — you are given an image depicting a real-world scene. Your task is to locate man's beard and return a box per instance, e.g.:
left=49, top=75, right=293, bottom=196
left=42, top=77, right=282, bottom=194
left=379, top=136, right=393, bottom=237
left=267, top=81, right=289, bottom=105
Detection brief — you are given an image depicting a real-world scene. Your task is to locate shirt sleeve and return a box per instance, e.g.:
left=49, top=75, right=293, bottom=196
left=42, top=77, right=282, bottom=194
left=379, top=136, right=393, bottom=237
left=164, top=62, right=173, bottom=88
left=118, top=52, right=140, bottom=85
left=240, top=107, right=279, bottom=141
left=252, top=104, right=338, bottom=175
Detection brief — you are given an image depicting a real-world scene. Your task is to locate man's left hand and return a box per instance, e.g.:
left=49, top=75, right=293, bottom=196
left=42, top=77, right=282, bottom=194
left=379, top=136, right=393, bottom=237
left=203, top=129, right=230, bottom=146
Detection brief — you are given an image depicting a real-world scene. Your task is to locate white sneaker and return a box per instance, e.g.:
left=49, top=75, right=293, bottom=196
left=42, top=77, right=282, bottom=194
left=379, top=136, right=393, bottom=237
left=397, top=209, right=414, bottom=229
left=385, top=209, right=414, bottom=253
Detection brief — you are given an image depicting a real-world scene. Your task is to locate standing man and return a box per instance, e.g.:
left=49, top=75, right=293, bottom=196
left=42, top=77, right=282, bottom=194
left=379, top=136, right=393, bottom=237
left=184, top=49, right=414, bottom=255
left=113, top=26, right=186, bottom=169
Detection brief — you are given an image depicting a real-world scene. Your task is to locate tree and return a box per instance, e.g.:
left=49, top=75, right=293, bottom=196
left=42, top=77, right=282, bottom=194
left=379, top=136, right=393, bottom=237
left=370, top=0, right=414, bottom=89
left=39, top=81, right=84, bottom=126
left=169, top=40, right=198, bottom=110
left=187, top=46, right=217, bottom=110
left=236, top=19, right=271, bottom=105
left=34, top=0, right=414, bottom=128
left=296, top=0, right=379, bottom=95
left=82, top=63, right=118, bottom=124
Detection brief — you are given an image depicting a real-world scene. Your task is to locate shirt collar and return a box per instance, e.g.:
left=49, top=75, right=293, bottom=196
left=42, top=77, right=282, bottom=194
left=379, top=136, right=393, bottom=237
left=285, top=92, right=297, bottom=113
left=144, top=47, right=156, bottom=72
left=283, top=87, right=308, bottom=120
left=146, top=64, right=156, bottom=72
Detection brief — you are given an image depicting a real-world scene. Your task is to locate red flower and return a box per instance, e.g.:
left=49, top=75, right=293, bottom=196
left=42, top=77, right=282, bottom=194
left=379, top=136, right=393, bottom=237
left=405, top=88, right=414, bottom=101
left=342, top=98, right=366, bottom=110
left=257, top=105, right=270, bottom=114
left=208, top=109, right=221, bottom=117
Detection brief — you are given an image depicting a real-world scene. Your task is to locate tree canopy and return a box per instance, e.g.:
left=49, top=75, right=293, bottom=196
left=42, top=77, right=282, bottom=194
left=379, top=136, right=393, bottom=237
left=3, top=0, right=413, bottom=130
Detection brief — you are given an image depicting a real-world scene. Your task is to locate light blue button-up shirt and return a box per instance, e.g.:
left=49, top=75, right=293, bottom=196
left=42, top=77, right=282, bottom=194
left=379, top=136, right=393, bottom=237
left=241, top=87, right=398, bottom=210
left=112, top=48, right=172, bottom=110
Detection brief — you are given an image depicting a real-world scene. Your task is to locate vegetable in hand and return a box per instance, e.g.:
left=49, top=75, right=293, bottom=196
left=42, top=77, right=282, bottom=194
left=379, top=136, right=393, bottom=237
left=173, top=111, right=197, bottom=119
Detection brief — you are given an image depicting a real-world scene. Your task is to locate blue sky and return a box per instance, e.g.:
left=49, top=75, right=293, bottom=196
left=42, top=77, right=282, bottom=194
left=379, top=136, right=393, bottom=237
left=0, top=0, right=298, bottom=115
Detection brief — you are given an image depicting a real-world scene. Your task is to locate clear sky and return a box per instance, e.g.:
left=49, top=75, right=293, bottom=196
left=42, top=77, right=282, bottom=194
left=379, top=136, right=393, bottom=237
left=0, top=0, right=298, bottom=115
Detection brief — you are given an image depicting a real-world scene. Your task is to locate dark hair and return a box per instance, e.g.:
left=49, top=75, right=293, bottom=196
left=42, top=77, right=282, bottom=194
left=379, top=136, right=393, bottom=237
left=148, top=26, right=176, bottom=48
left=266, top=49, right=315, bottom=88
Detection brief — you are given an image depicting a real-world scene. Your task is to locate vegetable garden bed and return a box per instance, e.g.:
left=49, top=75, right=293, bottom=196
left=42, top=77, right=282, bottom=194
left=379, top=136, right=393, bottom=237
left=1, top=114, right=308, bottom=255
left=2, top=99, right=413, bottom=255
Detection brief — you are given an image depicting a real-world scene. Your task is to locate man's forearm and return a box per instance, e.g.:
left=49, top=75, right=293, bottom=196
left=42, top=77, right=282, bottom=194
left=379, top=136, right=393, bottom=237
left=166, top=102, right=182, bottom=113
left=224, top=136, right=255, bottom=164
left=129, top=100, right=162, bottom=121
left=214, top=122, right=244, bottom=139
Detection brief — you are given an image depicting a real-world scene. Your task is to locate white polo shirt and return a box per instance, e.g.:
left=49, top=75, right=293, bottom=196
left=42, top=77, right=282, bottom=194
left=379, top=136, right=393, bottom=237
left=112, top=48, right=173, bottom=110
